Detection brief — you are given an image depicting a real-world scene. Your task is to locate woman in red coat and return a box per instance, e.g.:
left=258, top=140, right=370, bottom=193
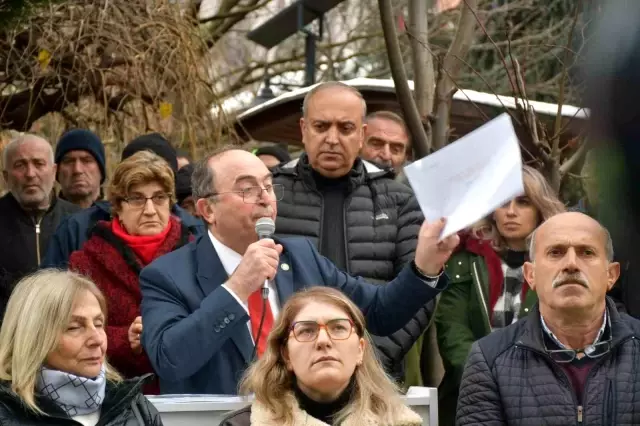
left=69, top=150, right=194, bottom=394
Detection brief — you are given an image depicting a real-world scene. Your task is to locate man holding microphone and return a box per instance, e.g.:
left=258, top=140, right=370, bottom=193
left=139, top=147, right=459, bottom=395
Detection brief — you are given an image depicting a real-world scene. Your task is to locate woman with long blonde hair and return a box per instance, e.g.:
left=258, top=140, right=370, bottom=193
left=219, top=287, right=423, bottom=426
left=0, top=269, right=162, bottom=426
left=434, top=165, right=566, bottom=426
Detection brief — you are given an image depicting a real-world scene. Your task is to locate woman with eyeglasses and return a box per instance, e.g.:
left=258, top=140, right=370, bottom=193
left=69, top=150, right=194, bottom=394
left=219, top=287, right=423, bottom=426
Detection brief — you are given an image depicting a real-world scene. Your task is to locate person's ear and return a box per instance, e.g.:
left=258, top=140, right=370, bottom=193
left=523, top=261, right=536, bottom=291
left=357, top=337, right=365, bottom=366
left=196, top=198, right=215, bottom=225
left=607, top=261, right=621, bottom=291
left=300, top=118, right=308, bottom=147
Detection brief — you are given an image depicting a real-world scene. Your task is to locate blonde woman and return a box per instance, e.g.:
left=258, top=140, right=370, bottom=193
left=0, top=269, right=162, bottom=426
left=434, top=165, right=566, bottom=426
left=219, top=287, right=423, bottom=426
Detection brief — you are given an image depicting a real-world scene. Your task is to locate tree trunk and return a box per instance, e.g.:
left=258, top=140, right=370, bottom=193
left=378, top=0, right=430, bottom=158
left=409, top=0, right=434, bottom=119
left=432, top=0, right=479, bottom=150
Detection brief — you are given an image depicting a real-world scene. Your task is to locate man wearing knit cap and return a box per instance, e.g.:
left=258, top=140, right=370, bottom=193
left=253, top=144, right=291, bottom=169
left=55, top=129, right=106, bottom=209
left=41, top=132, right=205, bottom=268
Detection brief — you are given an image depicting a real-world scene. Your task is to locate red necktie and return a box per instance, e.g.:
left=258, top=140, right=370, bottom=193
left=248, top=289, right=274, bottom=358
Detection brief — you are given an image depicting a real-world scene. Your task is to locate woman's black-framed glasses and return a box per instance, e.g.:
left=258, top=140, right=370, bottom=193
left=123, top=193, right=172, bottom=209
left=203, top=184, right=284, bottom=204
left=289, top=318, right=355, bottom=342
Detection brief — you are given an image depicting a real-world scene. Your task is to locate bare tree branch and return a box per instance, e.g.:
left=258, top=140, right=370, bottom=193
left=432, top=0, right=479, bottom=151
left=378, top=0, right=430, bottom=158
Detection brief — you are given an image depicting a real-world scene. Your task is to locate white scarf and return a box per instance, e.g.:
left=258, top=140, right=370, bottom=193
left=35, top=365, right=106, bottom=417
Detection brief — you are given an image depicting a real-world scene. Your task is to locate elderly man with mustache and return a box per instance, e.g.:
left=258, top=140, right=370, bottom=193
left=456, top=212, right=640, bottom=426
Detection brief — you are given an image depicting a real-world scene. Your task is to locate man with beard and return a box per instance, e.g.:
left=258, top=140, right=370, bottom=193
left=456, top=212, right=640, bottom=425
left=55, top=129, right=106, bottom=208
left=0, top=134, right=79, bottom=320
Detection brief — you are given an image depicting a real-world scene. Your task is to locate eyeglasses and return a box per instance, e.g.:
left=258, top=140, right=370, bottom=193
left=542, top=333, right=612, bottom=363
left=289, top=319, right=355, bottom=343
left=203, top=184, right=284, bottom=204
left=123, top=193, right=172, bottom=209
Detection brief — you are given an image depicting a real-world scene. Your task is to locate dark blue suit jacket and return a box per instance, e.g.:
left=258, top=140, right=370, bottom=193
left=139, top=235, right=447, bottom=395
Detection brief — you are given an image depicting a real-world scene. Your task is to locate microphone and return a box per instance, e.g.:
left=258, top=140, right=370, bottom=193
left=255, top=217, right=276, bottom=300
left=251, top=217, right=276, bottom=362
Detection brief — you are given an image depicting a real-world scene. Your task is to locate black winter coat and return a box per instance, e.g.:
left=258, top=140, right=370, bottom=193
left=273, top=155, right=432, bottom=381
left=0, top=374, right=163, bottom=426
left=456, top=298, right=640, bottom=426
left=0, top=192, right=79, bottom=319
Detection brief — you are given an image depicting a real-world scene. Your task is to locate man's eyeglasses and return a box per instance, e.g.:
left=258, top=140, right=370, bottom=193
left=203, top=184, right=284, bottom=204
left=289, top=319, right=355, bottom=343
left=542, top=333, right=612, bottom=363
left=123, top=193, right=172, bottom=209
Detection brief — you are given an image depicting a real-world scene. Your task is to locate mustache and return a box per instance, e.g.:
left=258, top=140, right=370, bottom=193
left=552, top=273, right=589, bottom=289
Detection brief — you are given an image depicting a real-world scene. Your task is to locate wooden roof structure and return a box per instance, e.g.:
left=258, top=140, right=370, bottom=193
left=234, top=78, right=588, bottom=158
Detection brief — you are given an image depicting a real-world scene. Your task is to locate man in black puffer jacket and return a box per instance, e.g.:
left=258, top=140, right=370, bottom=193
left=0, top=134, right=80, bottom=321
left=273, top=82, right=430, bottom=384
left=457, top=212, right=640, bottom=426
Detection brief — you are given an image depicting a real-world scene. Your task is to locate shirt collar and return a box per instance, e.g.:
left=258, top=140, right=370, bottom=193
left=540, top=308, right=609, bottom=355
left=208, top=230, right=243, bottom=276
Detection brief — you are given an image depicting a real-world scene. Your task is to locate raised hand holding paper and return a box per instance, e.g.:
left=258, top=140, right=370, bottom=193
left=404, top=113, right=524, bottom=239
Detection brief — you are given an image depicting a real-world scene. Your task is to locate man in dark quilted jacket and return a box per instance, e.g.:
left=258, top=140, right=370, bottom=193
left=272, top=81, right=430, bottom=386
left=456, top=212, right=640, bottom=426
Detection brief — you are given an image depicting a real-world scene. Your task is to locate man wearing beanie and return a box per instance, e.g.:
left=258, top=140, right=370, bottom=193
left=175, top=163, right=197, bottom=217
left=253, top=144, right=291, bottom=169
left=41, top=132, right=205, bottom=268
left=55, top=129, right=106, bottom=208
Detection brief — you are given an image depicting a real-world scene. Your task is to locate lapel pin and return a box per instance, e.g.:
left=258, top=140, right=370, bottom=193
left=281, top=263, right=290, bottom=271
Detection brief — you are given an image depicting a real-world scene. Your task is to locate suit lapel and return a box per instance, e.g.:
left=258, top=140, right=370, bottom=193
left=194, top=235, right=254, bottom=364
left=274, top=249, right=294, bottom=306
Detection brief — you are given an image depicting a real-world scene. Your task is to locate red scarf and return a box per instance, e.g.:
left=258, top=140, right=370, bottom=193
left=111, top=219, right=173, bottom=266
left=457, top=231, right=529, bottom=317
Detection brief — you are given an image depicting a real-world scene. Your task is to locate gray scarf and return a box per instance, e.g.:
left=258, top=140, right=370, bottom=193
left=36, top=365, right=106, bottom=417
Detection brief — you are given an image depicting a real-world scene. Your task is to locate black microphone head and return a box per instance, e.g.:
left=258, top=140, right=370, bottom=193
left=255, top=217, right=276, bottom=239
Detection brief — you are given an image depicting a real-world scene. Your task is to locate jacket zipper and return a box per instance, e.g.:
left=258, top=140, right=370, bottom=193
left=472, top=261, right=490, bottom=327
left=342, top=193, right=354, bottom=274
left=518, top=336, right=633, bottom=425
left=34, top=216, right=43, bottom=265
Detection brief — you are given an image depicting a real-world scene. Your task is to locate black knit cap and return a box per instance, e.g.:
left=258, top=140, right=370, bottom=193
left=121, top=133, right=178, bottom=174
left=55, top=129, right=106, bottom=183
left=175, top=163, right=194, bottom=204
left=254, top=145, right=291, bottom=164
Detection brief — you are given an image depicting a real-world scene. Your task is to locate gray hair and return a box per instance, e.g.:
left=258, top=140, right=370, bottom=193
left=527, top=224, right=615, bottom=262
left=2, top=134, right=53, bottom=170
left=301, top=82, right=367, bottom=120
left=191, top=145, right=247, bottom=200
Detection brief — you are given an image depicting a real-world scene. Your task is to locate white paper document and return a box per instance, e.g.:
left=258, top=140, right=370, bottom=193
left=404, top=113, right=524, bottom=239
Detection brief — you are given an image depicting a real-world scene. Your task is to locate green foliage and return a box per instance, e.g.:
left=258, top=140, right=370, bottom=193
left=0, top=0, right=60, bottom=29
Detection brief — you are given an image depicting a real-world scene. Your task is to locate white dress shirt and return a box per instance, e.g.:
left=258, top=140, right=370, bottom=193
left=210, top=231, right=280, bottom=341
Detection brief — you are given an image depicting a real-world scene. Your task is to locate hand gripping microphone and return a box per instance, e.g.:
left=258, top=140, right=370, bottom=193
left=255, top=217, right=276, bottom=300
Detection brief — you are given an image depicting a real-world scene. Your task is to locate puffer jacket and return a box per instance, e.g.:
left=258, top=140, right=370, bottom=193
left=0, top=192, right=79, bottom=320
left=273, top=155, right=430, bottom=382
left=456, top=298, right=640, bottom=426
left=0, top=374, right=163, bottom=425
